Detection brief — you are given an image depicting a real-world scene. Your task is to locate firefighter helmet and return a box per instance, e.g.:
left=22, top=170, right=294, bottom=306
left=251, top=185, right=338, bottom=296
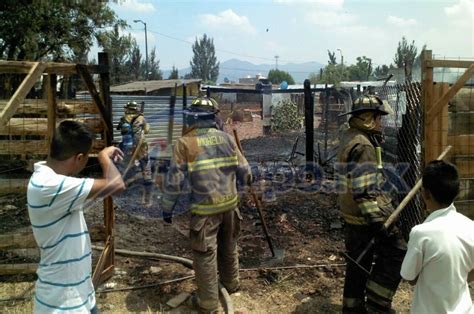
left=190, top=97, right=219, bottom=112
left=340, top=95, right=393, bottom=116
left=124, top=101, right=139, bottom=111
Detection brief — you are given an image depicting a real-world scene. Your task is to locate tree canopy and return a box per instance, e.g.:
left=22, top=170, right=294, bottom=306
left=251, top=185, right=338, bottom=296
left=190, top=34, right=219, bottom=83
left=168, top=66, right=179, bottom=80
left=0, top=0, right=119, bottom=61
left=393, top=36, right=418, bottom=81
left=267, top=69, right=295, bottom=85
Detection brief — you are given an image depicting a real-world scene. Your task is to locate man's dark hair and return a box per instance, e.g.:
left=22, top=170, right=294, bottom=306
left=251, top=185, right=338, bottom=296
left=422, top=160, right=460, bottom=206
left=49, top=121, right=94, bottom=161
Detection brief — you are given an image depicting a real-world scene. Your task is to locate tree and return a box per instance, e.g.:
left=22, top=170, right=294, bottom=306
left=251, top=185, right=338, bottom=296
left=0, top=0, right=119, bottom=61
left=327, top=50, right=337, bottom=65
left=393, top=36, right=418, bottom=81
left=267, top=69, right=295, bottom=85
left=126, top=42, right=143, bottom=80
left=168, top=65, right=179, bottom=80
left=97, top=24, right=135, bottom=84
left=347, top=56, right=373, bottom=81
left=190, top=34, right=219, bottom=83
left=148, top=47, right=163, bottom=80
left=373, top=64, right=392, bottom=79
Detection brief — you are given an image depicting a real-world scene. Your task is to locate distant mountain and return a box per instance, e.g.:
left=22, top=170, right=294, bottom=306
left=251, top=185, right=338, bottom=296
left=162, top=58, right=324, bottom=84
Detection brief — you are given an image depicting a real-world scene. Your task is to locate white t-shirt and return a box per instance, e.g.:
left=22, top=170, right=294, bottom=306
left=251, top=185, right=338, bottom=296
left=401, top=204, right=474, bottom=314
left=28, top=162, right=95, bottom=313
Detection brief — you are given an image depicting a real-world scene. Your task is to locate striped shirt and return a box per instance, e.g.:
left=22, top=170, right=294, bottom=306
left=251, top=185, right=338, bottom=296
left=27, top=162, right=95, bottom=313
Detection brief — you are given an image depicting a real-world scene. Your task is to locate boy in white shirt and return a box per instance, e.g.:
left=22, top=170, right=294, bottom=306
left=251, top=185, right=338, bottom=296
left=401, top=160, right=474, bottom=314
left=28, top=121, right=125, bottom=313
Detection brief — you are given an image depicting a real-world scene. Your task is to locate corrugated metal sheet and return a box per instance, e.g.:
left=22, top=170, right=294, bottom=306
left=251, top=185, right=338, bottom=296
left=76, top=94, right=195, bottom=157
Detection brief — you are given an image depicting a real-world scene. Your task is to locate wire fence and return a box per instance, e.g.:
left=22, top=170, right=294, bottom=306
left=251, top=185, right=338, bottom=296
left=373, top=82, right=424, bottom=240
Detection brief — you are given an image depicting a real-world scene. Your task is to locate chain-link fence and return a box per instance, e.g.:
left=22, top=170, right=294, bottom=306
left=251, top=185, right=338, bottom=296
left=374, top=82, right=424, bottom=240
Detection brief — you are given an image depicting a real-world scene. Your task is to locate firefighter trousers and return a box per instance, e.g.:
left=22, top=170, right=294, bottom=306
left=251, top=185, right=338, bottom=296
left=343, top=224, right=406, bottom=314
left=190, top=208, right=242, bottom=311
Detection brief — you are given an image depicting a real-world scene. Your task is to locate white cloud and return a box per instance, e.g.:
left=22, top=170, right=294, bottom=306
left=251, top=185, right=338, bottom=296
left=275, top=0, right=344, bottom=10
left=444, top=0, right=474, bottom=27
left=121, top=0, right=155, bottom=13
left=445, top=0, right=474, bottom=16
left=304, top=10, right=357, bottom=27
left=200, top=9, right=256, bottom=34
left=387, top=15, right=417, bottom=27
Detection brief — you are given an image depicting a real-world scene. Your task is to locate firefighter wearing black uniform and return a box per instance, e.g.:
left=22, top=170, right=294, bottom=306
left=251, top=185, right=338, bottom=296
left=337, top=95, right=406, bottom=313
left=161, top=96, right=251, bottom=313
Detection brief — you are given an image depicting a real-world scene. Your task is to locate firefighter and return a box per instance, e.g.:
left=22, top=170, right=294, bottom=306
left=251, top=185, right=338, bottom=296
left=117, top=101, right=153, bottom=206
left=161, top=96, right=251, bottom=313
left=336, top=95, right=406, bottom=313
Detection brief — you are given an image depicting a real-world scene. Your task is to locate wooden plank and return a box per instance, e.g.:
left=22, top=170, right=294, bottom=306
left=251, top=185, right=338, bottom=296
left=422, top=50, right=434, bottom=164
left=427, top=65, right=474, bottom=124
left=458, top=179, right=474, bottom=201
left=448, top=135, right=474, bottom=155
left=0, top=179, right=28, bottom=194
left=0, top=263, right=37, bottom=275
left=454, top=159, right=474, bottom=177
left=0, top=100, right=97, bottom=116
left=0, top=61, right=107, bottom=75
left=0, top=62, right=47, bottom=128
left=0, top=231, right=36, bottom=250
left=449, top=112, right=474, bottom=135
left=92, top=238, right=110, bottom=288
left=46, top=74, right=57, bottom=145
left=455, top=201, right=474, bottom=219
left=100, top=264, right=115, bottom=284
left=0, top=139, right=105, bottom=155
left=1, top=117, right=105, bottom=135
left=76, top=64, right=112, bottom=134
left=440, top=83, right=449, bottom=153
left=426, top=59, right=474, bottom=69
left=450, top=88, right=474, bottom=112
left=0, top=225, right=105, bottom=250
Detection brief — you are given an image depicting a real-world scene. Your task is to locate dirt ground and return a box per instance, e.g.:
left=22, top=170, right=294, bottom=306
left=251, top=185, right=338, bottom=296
left=0, top=131, right=417, bottom=313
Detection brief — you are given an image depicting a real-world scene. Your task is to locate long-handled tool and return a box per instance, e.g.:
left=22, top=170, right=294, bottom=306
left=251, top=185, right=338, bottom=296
left=233, top=129, right=284, bottom=263
left=347, top=145, right=452, bottom=274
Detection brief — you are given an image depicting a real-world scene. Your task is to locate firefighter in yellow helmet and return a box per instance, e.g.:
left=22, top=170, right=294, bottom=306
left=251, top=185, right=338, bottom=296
left=336, top=95, right=406, bottom=313
left=161, top=96, right=251, bottom=313
left=117, top=101, right=153, bottom=206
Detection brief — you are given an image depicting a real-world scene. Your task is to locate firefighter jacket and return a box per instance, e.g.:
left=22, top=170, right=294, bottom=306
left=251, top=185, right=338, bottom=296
left=162, top=127, right=251, bottom=216
left=336, top=127, right=394, bottom=226
left=117, top=112, right=150, bottom=159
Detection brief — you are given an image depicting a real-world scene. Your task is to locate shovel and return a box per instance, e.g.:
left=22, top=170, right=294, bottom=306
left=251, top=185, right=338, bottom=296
left=232, top=129, right=285, bottom=265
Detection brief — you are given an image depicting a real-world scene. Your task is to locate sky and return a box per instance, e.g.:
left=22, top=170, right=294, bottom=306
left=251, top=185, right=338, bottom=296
left=96, top=0, right=474, bottom=72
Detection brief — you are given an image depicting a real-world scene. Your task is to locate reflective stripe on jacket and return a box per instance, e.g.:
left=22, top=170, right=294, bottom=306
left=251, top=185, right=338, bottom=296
left=163, top=127, right=251, bottom=215
left=336, top=128, right=393, bottom=225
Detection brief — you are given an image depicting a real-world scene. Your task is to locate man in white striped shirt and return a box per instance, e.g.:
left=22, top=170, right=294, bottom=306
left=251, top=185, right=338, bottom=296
left=28, top=121, right=125, bottom=313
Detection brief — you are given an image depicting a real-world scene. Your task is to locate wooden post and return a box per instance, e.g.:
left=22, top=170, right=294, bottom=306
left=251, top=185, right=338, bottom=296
left=46, top=74, right=57, bottom=145
left=422, top=50, right=433, bottom=165
left=439, top=83, right=449, bottom=158
left=97, top=52, right=115, bottom=281
left=0, top=62, right=46, bottom=128
left=168, top=83, right=177, bottom=145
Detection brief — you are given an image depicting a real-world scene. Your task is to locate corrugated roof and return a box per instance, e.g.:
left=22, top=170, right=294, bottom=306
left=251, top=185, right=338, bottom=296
left=110, top=79, right=201, bottom=93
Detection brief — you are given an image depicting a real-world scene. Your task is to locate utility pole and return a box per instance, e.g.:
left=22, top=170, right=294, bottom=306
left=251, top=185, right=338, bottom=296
left=274, top=55, right=279, bottom=70
left=134, top=19, right=148, bottom=80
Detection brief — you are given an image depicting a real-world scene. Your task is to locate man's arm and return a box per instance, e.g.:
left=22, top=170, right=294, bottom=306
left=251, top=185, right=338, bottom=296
left=88, top=146, right=126, bottom=199
left=400, top=229, right=423, bottom=284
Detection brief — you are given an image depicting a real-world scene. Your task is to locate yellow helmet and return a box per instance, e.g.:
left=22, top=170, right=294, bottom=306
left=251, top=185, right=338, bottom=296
left=340, top=95, right=394, bottom=116
left=191, top=97, right=219, bottom=112
left=124, top=101, right=139, bottom=111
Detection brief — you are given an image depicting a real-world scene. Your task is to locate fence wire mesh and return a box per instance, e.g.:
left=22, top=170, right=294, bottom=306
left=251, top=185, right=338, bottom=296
left=374, top=82, right=424, bottom=240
